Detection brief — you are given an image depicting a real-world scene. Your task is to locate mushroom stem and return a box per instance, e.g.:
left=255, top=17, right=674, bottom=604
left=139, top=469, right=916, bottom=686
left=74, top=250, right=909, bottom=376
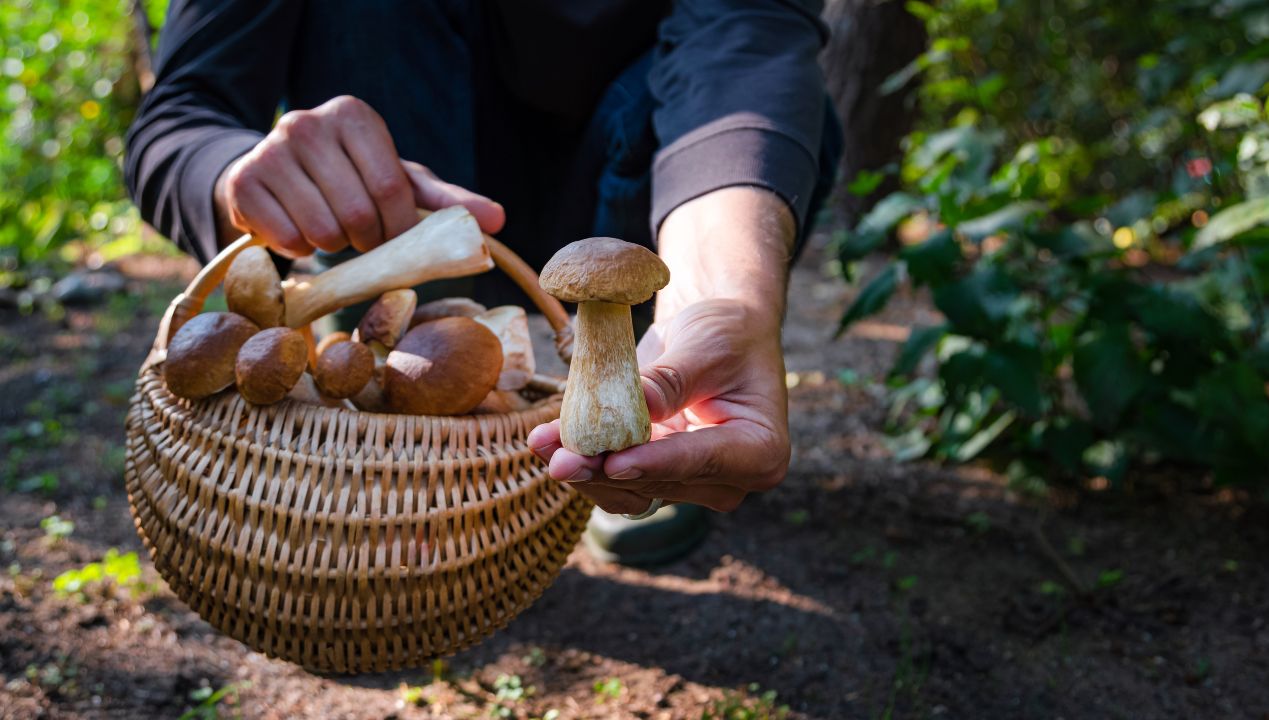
left=560, top=301, right=650, bottom=455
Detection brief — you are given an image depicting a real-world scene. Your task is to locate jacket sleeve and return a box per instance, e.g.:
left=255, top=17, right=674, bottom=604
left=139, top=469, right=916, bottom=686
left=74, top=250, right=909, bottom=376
left=124, top=0, right=302, bottom=264
left=648, top=0, right=829, bottom=234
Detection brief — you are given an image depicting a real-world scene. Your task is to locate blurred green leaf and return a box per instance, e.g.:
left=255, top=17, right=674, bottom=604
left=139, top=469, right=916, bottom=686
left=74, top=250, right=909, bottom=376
left=891, top=323, right=949, bottom=377
left=1074, top=325, right=1148, bottom=428
left=1194, top=197, right=1269, bottom=249
left=837, top=263, right=901, bottom=335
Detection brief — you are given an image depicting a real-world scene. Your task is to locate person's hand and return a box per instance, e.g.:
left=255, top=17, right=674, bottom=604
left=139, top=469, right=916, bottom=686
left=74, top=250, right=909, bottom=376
left=214, top=95, right=504, bottom=257
left=527, top=299, right=790, bottom=514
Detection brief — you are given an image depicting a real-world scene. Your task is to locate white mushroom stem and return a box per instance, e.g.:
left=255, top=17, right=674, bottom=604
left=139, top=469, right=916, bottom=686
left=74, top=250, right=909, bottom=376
left=283, top=206, right=492, bottom=328
left=474, top=306, right=535, bottom=391
left=560, top=301, right=650, bottom=455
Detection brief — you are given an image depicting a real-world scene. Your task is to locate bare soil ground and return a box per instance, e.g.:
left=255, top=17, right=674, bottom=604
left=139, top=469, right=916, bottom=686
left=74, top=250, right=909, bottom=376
left=1, top=242, right=1267, bottom=720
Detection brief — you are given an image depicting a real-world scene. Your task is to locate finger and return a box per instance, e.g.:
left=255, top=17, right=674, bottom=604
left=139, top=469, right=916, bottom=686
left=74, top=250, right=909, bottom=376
left=585, top=479, right=744, bottom=513
left=527, top=420, right=562, bottom=462
left=336, top=115, right=418, bottom=244
left=602, top=422, right=785, bottom=491
left=292, top=140, right=389, bottom=253
left=261, top=154, right=351, bottom=254
left=229, top=180, right=310, bottom=259
left=568, top=482, right=659, bottom=516
left=402, top=161, right=506, bottom=235
left=547, top=446, right=606, bottom=484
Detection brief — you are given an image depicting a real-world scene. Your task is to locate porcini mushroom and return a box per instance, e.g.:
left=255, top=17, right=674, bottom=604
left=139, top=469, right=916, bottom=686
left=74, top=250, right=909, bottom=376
left=313, top=340, right=374, bottom=399
left=235, top=327, right=308, bottom=405
left=410, top=297, right=487, bottom=327
left=315, top=331, right=351, bottom=359
left=539, top=237, right=669, bottom=456
left=353, top=289, right=417, bottom=353
left=224, top=246, right=285, bottom=328
left=282, top=206, right=492, bottom=328
left=473, top=306, right=535, bottom=391
left=164, top=312, right=260, bottom=400
left=347, top=289, right=417, bottom=411
left=383, top=317, right=503, bottom=415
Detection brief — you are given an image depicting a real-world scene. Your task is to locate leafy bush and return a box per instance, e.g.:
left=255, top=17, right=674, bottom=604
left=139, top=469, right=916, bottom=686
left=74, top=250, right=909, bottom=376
left=838, top=0, right=1269, bottom=485
left=0, top=0, right=169, bottom=286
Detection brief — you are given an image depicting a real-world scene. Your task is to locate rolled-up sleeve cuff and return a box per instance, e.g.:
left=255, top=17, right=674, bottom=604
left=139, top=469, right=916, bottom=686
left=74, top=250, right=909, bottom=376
left=177, top=129, right=263, bottom=264
left=650, top=116, right=819, bottom=236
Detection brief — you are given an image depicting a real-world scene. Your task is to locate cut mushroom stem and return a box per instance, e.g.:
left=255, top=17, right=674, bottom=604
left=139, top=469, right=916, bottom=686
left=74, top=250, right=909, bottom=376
left=563, top=301, right=649, bottom=454
left=283, top=206, right=492, bottom=328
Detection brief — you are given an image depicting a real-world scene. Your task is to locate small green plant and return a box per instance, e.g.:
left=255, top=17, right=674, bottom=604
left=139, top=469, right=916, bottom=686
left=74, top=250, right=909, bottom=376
left=178, top=681, right=250, bottom=720
left=1096, top=568, right=1125, bottom=589
left=964, top=511, right=992, bottom=535
left=52, top=548, right=146, bottom=598
left=40, top=514, right=74, bottom=542
left=783, top=509, right=810, bottom=526
left=593, top=677, right=624, bottom=702
left=702, top=684, right=789, bottom=720
left=488, top=673, right=533, bottom=718
left=24, top=656, right=78, bottom=695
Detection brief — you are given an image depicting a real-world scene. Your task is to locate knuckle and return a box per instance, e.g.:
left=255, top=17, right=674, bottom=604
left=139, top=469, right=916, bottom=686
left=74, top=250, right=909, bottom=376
left=366, top=171, right=408, bottom=202
left=645, top=364, right=686, bottom=403
left=341, top=202, right=380, bottom=234
left=326, top=95, right=368, bottom=119
left=276, top=110, right=320, bottom=139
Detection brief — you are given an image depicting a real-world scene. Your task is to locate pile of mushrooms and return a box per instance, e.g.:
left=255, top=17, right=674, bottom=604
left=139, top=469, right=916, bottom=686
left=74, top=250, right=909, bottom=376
left=161, top=207, right=538, bottom=416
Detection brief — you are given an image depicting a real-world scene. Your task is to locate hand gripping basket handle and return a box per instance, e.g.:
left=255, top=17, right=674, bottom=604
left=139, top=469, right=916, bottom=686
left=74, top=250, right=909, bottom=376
left=152, top=208, right=574, bottom=361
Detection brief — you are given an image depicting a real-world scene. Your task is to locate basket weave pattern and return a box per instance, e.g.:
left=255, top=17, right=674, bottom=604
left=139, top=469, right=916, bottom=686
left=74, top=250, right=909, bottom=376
left=127, top=370, right=590, bottom=673
left=124, top=226, right=590, bottom=673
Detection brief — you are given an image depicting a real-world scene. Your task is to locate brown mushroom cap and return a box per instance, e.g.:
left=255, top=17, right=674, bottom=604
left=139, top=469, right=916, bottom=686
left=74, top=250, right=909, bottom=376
left=224, top=246, right=285, bottom=328
left=315, top=331, right=351, bottom=358
left=383, top=317, right=503, bottom=415
left=164, top=312, right=260, bottom=400
left=355, top=289, right=417, bottom=350
left=313, top=340, right=374, bottom=399
left=539, top=237, right=669, bottom=305
left=235, top=327, right=308, bottom=405
left=410, top=297, right=487, bottom=327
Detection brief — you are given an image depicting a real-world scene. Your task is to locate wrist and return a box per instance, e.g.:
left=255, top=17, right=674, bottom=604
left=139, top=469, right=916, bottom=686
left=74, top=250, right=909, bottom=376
left=654, top=186, right=794, bottom=327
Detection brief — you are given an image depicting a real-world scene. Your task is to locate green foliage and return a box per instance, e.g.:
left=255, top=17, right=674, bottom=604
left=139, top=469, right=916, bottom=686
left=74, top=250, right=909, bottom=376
left=0, top=0, right=172, bottom=285
left=838, top=0, right=1269, bottom=485
left=592, top=677, right=624, bottom=702
left=701, top=684, right=789, bottom=720
left=52, top=548, right=145, bottom=597
left=40, top=514, right=74, bottom=541
left=178, top=682, right=249, bottom=720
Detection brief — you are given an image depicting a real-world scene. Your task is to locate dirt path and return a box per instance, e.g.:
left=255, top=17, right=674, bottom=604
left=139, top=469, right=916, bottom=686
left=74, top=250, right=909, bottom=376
left=1, top=242, right=1267, bottom=719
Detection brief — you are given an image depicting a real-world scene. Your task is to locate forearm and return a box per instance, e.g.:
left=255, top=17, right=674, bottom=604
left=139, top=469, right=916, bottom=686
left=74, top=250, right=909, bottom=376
left=654, top=186, right=796, bottom=327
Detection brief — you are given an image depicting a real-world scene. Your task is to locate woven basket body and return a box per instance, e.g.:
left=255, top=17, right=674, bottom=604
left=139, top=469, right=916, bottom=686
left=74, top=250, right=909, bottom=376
left=125, top=225, right=589, bottom=673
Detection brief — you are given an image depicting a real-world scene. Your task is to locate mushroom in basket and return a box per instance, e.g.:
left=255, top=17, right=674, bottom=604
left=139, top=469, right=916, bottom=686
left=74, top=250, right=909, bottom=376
left=163, top=312, right=261, bottom=400
left=384, top=317, right=503, bottom=415
left=539, top=238, right=669, bottom=455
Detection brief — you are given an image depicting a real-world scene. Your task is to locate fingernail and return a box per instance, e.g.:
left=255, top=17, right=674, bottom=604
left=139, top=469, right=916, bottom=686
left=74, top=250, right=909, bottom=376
left=565, top=468, right=593, bottom=483
left=607, top=467, right=643, bottom=481
left=530, top=445, right=550, bottom=461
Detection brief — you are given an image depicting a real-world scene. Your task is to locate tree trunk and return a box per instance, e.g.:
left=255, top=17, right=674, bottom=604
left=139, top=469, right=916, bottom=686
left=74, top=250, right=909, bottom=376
left=821, top=0, right=927, bottom=223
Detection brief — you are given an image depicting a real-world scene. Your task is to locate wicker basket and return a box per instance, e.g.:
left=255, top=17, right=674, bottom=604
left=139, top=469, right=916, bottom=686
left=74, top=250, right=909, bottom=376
left=124, top=227, right=591, bottom=674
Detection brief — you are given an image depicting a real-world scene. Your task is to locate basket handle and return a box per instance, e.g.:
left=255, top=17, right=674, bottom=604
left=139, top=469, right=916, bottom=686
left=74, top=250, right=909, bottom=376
left=153, top=209, right=573, bottom=362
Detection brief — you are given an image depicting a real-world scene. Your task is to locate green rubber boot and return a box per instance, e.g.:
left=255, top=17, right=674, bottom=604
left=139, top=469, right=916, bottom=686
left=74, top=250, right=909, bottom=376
left=582, top=503, right=709, bottom=567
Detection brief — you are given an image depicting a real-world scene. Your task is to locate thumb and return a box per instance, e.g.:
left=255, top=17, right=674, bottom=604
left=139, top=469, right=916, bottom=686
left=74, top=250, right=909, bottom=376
left=640, top=349, right=713, bottom=423
left=401, top=160, right=506, bottom=234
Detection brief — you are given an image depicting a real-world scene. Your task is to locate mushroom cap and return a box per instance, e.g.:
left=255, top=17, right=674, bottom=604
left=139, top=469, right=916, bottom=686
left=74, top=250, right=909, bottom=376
left=224, top=246, right=285, bottom=328
left=313, top=340, right=374, bottom=399
left=383, top=317, right=503, bottom=415
left=315, top=331, right=352, bottom=358
left=410, top=297, right=487, bottom=327
left=235, top=327, right=308, bottom=405
left=164, top=312, right=260, bottom=400
left=539, top=237, right=669, bottom=305
left=355, top=289, right=417, bottom=349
